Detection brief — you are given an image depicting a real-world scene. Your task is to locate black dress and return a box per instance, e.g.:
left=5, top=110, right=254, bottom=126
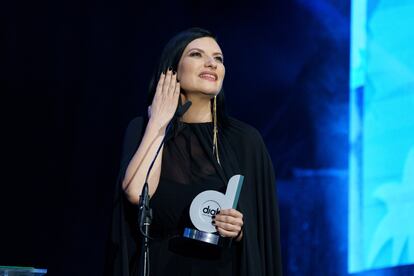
left=148, top=122, right=236, bottom=275
left=105, top=117, right=282, bottom=276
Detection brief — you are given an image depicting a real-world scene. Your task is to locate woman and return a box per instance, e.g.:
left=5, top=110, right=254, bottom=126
left=106, top=27, right=282, bottom=276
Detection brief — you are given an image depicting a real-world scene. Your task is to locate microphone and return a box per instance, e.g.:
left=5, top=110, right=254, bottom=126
left=138, top=99, right=192, bottom=233
left=176, top=100, right=192, bottom=117
left=138, top=182, right=150, bottom=229
left=137, top=99, right=192, bottom=276
left=138, top=181, right=151, bottom=276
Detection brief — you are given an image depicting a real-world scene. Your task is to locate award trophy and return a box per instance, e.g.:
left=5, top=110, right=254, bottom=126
left=183, top=174, right=244, bottom=247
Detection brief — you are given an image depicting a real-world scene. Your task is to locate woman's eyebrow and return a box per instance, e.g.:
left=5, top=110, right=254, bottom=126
left=187, top=47, right=223, bottom=56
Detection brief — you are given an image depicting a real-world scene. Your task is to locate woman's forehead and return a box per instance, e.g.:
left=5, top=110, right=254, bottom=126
left=185, top=37, right=222, bottom=54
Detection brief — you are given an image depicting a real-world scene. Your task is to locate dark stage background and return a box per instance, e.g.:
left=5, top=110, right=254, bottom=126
left=1, top=0, right=356, bottom=275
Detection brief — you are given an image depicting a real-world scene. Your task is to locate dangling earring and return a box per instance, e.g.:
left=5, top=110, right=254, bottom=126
left=213, top=96, right=221, bottom=165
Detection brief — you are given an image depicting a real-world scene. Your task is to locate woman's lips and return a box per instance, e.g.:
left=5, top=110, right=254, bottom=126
left=199, top=73, right=217, bottom=81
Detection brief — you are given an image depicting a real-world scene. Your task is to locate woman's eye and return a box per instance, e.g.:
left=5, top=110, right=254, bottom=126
left=214, top=56, right=224, bottom=63
left=189, top=52, right=202, bottom=57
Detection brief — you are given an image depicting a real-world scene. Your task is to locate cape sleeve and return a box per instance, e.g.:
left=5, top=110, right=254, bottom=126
left=237, top=127, right=283, bottom=276
left=105, top=116, right=145, bottom=276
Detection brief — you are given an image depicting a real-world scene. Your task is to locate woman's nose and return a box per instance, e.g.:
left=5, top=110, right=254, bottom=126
left=205, top=56, right=217, bottom=69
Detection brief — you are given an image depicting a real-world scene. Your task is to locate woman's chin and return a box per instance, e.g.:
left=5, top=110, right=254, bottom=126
left=198, top=83, right=221, bottom=95
left=187, top=90, right=220, bottom=98
left=203, top=91, right=220, bottom=98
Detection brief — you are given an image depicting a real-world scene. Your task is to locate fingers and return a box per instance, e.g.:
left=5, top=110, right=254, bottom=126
left=169, top=71, right=177, bottom=96
left=156, top=72, right=165, bottom=95
left=213, top=219, right=242, bottom=232
left=157, top=68, right=178, bottom=97
left=150, top=68, right=179, bottom=127
left=162, top=70, right=171, bottom=93
left=212, top=208, right=244, bottom=238
left=216, top=227, right=239, bottom=238
left=213, top=215, right=243, bottom=229
left=162, top=68, right=174, bottom=95
left=174, top=79, right=180, bottom=97
left=217, top=208, right=243, bottom=219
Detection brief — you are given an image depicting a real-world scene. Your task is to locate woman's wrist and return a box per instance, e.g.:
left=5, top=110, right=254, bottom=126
left=147, top=117, right=168, bottom=134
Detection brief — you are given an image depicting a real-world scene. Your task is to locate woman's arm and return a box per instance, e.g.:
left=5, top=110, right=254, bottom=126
left=122, top=69, right=180, bottom=204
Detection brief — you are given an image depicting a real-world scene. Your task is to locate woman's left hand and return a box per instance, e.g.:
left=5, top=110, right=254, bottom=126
left=212, top=208, right=244, bottom=241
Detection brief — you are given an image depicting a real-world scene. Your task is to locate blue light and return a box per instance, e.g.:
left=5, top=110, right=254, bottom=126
left=349, top=0, right=414, bottom=273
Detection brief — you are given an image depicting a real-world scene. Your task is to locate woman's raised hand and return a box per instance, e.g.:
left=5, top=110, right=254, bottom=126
left=148, top=68, right=180, bottom=129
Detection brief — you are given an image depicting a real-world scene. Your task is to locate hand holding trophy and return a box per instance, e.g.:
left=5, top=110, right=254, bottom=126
left=183, top=175, right=244, bottom=246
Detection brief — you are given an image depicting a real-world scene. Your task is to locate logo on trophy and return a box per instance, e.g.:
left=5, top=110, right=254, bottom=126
left=183, top=175, right=244, bottom=247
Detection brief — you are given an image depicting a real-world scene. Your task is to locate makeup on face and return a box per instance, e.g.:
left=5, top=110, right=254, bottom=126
left=177, top=37, right=225, bottom=96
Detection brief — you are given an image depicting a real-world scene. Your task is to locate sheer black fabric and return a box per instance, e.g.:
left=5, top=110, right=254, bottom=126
left=105, top=117, right=282, bottom=276
left=149, top=123, right=235, bottom=275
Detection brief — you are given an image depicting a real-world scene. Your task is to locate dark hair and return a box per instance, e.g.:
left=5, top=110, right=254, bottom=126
left=147, top=27, right=228, bottom=127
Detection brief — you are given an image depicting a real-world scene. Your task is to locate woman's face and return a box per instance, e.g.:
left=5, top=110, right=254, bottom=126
left=177, top=37, right=225, bottom=97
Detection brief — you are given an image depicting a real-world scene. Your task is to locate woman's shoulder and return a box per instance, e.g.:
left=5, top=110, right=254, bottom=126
left=126, top=116, right=145, bottom=128
left=225, top=117, right=265, bottom=144
left=122, top=116, right=148, bottom=146
left=124, top=115, right=149, bottom=135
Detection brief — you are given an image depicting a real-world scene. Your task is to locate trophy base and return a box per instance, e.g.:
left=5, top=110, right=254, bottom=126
left=183, top=228, right=231, bottom=247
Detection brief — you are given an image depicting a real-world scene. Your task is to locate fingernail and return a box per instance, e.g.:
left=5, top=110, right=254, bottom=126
left=212, top=215, right=215, bottom=219
left=168, top=66, right=172, bottom=71
left=173, top=70, right=176, bottom=75
left=217, top=210, right=220, bottom=214
left=212, top=221, right=216, bottom=225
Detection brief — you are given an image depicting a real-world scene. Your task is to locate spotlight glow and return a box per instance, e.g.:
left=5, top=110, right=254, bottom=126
left=349, top=0, right=414, bottom=273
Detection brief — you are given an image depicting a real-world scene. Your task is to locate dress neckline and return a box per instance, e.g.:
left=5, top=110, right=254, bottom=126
left=181, top=121, right=212, bottom=125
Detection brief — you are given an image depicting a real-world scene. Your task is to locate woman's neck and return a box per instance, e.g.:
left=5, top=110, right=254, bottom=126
left=180, top=93, right=212, bottom=123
